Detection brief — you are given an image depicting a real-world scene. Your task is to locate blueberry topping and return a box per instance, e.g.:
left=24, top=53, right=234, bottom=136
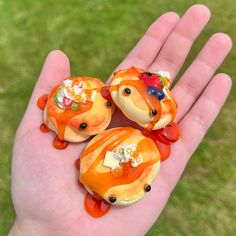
left=156, top=90, right=165, bottom=100
left=148, top=87, right=157, bottom=96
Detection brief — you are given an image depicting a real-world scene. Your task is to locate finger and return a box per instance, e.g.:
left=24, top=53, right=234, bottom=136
left=35, top=50, right=70, bottom=94
left=173, top=33, right=232, bottom=122
left=149, top=4, right=211, bottom=80
left=19, top=50, right=70, bottom=129
left=159, top=73, right=232, bottom=192
left=108, top=12, right=179, bottom=80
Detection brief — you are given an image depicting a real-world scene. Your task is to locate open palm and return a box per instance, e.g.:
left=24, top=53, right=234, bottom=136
left=10, top=5, right=232, bottom=236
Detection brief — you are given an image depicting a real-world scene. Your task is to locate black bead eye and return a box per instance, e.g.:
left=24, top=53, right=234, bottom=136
left=151, top=109, right=157, bottom=116
left=80, top=123, right=87, bottom=130
left=123, top=88, right=131, bottom=96
left=144, top=184, right=151, bottom=192
left=106, top=101, right=112, bottom=107
left=109, top=195, right=117, bottom=203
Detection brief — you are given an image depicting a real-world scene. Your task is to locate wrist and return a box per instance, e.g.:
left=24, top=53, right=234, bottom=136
left=9, top=218, right=50, bottom=236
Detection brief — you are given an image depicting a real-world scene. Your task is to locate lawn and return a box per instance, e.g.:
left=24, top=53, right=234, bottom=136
left=0, top=0, right=235, bottom=235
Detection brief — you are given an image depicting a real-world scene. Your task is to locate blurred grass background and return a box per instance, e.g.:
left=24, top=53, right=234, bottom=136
left=0, top=0, right=235, bottom=235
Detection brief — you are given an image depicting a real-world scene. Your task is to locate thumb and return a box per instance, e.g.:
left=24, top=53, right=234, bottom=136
left=17, top=50, right=70, bottom=135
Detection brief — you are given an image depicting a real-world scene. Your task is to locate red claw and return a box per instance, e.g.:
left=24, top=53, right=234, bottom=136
left=40, top=123, right=50, bottom=133
left=155, top=140, right=170, bottom=161
left=159, top=122, right=180, bottom=143
left=53, top=136, right=69, bottom=149
left=84, top=193, right=111, bottom=218
left=37, top=94, right=48, bottom=110
left=142, top=122, right=180, bottom=161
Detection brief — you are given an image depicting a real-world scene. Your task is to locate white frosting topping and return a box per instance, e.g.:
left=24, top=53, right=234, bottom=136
left=157, top=71, right=171, bottom=79
left=102, top=144, right=143, bottom=170
left=56, top=79, right=88, bottom=109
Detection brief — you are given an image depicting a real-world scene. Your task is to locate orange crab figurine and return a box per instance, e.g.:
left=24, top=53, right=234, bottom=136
left=37, top=76, right=114, bottom=149
left=75, top=67, right=180, bottom=218
left=108, top=67, right=180, bottom=161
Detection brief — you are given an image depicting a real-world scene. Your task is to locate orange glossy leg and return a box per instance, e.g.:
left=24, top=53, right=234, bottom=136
left=40, top=123, right=50, bottom=133
left=53, top=135, right=69, bottom=149
left=159, top=122, right=180, bottom=142
left=37, top=94, right=48, bottom=110
left=155, top=140, right=170, bottom=162
left=84, top=193, right=111, bottom=218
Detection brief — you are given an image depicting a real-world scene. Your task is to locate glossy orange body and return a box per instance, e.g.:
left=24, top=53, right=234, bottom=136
left=80, top=128, right=159, bottom=198
left=37, top=68, right=180, bottom=218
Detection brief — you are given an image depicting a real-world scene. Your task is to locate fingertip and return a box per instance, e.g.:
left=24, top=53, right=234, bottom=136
left=186, top=4, right=211, bottom=20
left=213, top=73, right=232, bottom=90
left=45, top=49, right=70, bottom=70
left=174, top=4, right=211, bottom=40
left=160, top=11, right=180, bottom=22
left=210, top=33, right=233, bottom=50
left=146, top=12, right=180, bottom=42
left=148, top=11, right=179, bottom=35
left=37, top=49, right=70, bottom=92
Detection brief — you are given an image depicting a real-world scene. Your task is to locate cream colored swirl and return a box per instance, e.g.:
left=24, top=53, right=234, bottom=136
left=56, top=79, right=87, bottom=109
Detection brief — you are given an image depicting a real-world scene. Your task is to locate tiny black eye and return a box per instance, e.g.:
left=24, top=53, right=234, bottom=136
left=109, top=195, right=117, bottom=203
left=144, top=184, right=151, bottom=192
left=151, top=109, right=157, bottom=116
left=80, top=123, right=87, bottom=130
left=123, top=88, right=131, bottom=96
left=106, top=101, right=112, bottom=107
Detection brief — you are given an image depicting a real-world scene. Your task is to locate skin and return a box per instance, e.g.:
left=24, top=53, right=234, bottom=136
left=9, top=4, right=232, bottom=236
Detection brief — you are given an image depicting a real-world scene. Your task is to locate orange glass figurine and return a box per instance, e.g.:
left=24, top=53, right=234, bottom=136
left=37, top=77, right=114, bottom=149
left=74, top=67, right=180, bottom=218
left=109, top=67, right=180, bottom=161
left=37, top=67, right=180, bottom=217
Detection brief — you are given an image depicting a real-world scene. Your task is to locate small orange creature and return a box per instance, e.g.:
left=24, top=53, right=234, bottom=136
left=37, top=67, right=180, bottom=218
left=37, top=77, right=114, bottom=149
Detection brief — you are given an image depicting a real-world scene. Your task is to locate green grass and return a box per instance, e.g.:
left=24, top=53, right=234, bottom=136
left=0, top=0, right=235, bottom=235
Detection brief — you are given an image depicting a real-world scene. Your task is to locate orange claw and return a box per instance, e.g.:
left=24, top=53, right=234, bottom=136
left=53, top=135, right=69, bottom=149
left=37, top=94, right=48, bottom=110
left=84, top=193, right=111, bottom=218
left=40, top=123, right=50, bottom=133
left=159, top=122, right=180, bottom=143
left=155, top=140, right=170, bottom=161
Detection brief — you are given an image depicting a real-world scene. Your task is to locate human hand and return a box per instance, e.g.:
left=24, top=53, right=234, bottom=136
left=10, top=4, right=232, bottom=236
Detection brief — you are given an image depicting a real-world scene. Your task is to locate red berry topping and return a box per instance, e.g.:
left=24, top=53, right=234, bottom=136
left=145, top=75, right=163, bottom=89
left=63, top=97, right=73, bottom=107
left=140, top=73, right=150, bottom=80
left=140, top=72, right=163, bottom=90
